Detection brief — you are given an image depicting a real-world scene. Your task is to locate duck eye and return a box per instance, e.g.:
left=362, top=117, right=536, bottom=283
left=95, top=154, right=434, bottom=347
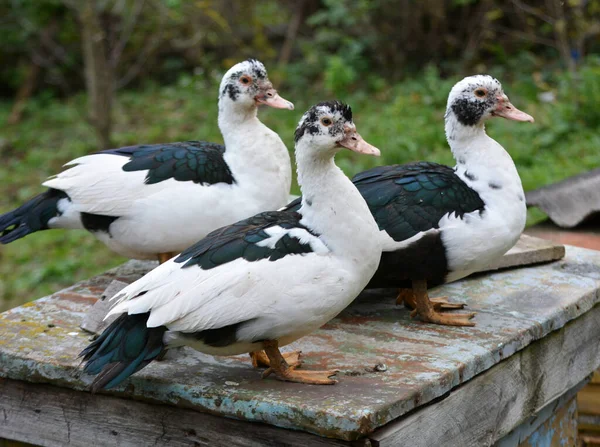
left=240, top=76, right=252, bottom=85
left=474, top=88, right=486, bottom=98
left=321, top=117, right=333, bottom=126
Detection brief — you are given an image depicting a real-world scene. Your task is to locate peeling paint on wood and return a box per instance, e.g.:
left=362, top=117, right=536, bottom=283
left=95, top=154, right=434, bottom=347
left=518, top=397, right=578, bottom=447
left=0, top=246, right=599, bottom=441
left=498, top=378, right=585, bottom=447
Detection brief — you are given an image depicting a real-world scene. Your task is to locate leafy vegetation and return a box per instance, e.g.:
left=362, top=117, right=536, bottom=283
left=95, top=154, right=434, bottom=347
left=2, top=58, right=600, bottom=310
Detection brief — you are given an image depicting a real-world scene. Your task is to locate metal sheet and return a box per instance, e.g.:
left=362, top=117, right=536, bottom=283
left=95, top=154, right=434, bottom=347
left=1, top=247, right=599, bottom=441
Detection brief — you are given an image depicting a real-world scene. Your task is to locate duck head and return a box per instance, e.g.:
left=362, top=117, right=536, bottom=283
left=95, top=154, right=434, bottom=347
left=294, top=101, right=380, bottom=158
left=446, top=75, right=534, bottom=128
left=218, top=59, right=293, bottom=111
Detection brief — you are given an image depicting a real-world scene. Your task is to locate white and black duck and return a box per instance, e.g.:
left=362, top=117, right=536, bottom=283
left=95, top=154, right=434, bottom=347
left=80, top=101, right=382, bottom=391
left=285, top=75, right=534, bottom=326
left=0, top=59, right=293, bottom=264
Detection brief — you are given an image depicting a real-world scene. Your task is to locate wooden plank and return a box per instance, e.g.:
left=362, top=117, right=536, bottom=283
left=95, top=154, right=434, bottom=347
left=1, top=245, right=598, bottom=441
left=0, top=379, right=349, bottom=447
left=517, top=396, right=578, bottom=447
left=367, top=305, right=600, bottom=447
left=579, top=384, right=600, bottom=415
left=479, top=234, right=565, bottom=273
left=498, top=381, right=584, bottom=446
left=579, top=413, right=600, bottom=433
left=581, top=433, right=600, bottom=447
left=79, top=280, right=128, bottom=334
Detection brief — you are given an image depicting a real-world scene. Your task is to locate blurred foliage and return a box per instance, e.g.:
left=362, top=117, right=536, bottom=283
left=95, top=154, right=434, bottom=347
left=1, top=0, right=600, bottom=307
left=1, top=0, right=599, bottom=97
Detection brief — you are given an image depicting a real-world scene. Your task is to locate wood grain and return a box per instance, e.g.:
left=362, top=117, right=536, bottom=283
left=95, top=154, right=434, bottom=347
left=579, top=385, right=600, bottom=415
left=368, top=305, right=600, bottom=447
left=0, top=379, right=349, bottom=447
left=79, top=280, right=128, bottom=334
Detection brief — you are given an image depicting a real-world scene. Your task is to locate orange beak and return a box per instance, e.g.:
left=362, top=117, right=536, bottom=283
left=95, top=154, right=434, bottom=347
left=492, top=95, right=534, bottom=122
left=255, top=88, right=294, bottom=110
left=337, top=124, right=380, bottom=156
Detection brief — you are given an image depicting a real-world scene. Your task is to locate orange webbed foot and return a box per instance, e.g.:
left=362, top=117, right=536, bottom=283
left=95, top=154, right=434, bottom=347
left=262, top=364, right=338, bottom=385
left=250, top=350, right=302, bottom=369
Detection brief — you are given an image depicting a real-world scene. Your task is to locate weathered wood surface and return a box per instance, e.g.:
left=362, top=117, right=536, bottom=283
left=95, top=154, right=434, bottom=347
left=0, top=378, right=348, bottom=447
left=370, top=306, right=600, bottom=446
left=480, top=234, right=564, bottom=272
left=0, top=246, right=598, bottom=442
left=525, top=167, right=600, bottom=228
left=79, top=280, right=129, bottom=334
left=515, top=395, right=579, bottom=447
left=579, top=383, right=600, bottom=416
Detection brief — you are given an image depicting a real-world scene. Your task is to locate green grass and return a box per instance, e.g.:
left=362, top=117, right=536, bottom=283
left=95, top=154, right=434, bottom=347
left=1, top=68, right=600, bottom=311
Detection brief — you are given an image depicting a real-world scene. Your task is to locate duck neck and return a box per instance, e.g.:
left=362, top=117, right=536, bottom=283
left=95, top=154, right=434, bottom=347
left=445, top=111, right=489, bottom=163
left=217, top=97, right=291, bottom=207
left=295, top=145, right=380, bottom=258
left=445, top=110, right=525, bottom=224
left=218, top=97, right=261, bottom=141
left=445, top=111, right=522, bottom=187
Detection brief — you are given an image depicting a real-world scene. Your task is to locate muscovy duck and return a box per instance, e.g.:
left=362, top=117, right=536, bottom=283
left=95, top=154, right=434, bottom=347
left=0, top=59, right=293, bottom=264
left=284, top=75, right=533, bottom=326
left=80, top=101, right=382, bottom=390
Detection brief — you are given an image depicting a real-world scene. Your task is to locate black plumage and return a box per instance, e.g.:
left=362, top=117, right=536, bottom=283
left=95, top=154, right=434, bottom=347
left=183, top=319, right=258, bottom=348
left=355, top=162, right=485, bottom=287
left=175, top=211, right=318, bottom=270
left=80, top=312, right=166, bottom=393
left=80, top=212, right=119, bottom=235
left=282, top=162, right=486, bottom=287
left=0, top=189, right=68, bottom=244
left=103, top=141, right=235, bottom=186
left=352, top=162, right=485, bottom=243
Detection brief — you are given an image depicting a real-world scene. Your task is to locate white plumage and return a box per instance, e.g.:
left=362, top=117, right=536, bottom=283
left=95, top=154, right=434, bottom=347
left=81, top=101, right=382, bottom=389
left=20, top=59, right=293, bottom=260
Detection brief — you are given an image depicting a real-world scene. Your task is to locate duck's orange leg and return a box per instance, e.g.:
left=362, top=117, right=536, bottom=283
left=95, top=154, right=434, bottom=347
left=410, top=280, right=476, bottom=326
left=249, top=350, right=302, bottom=368
left=396, top=288, right=466, bottom=312
left=261, top=340, right=338, bottom=385
left=157, top=252, right=176, bottom=264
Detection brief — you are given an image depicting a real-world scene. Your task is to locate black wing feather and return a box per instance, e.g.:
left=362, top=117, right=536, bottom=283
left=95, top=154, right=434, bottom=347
left=100, top=141, right=234, bottom=186
left=282, top=162, right=485, bottom=244
left=174, top=211, right=318, bottom=270
left=352, top=162, right=485, bottom=242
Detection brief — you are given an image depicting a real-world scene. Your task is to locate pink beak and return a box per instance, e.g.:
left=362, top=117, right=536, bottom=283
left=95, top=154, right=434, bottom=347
left=493, top=95, right=534, bottom=122
left=338, top=125, right=380, bottom=156
left=255, top=88, right=294, bottom=110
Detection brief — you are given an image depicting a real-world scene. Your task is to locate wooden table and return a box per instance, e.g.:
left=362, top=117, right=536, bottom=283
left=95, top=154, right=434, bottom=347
left=0, top=238, right=599, bottom=446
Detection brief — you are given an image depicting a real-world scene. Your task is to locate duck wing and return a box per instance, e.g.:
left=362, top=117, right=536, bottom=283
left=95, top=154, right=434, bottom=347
left=42, top=141, right=233, bottom=217
left=352, top=162, right=485, bottom=242
left=107, top=210, right=331, bottom=333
